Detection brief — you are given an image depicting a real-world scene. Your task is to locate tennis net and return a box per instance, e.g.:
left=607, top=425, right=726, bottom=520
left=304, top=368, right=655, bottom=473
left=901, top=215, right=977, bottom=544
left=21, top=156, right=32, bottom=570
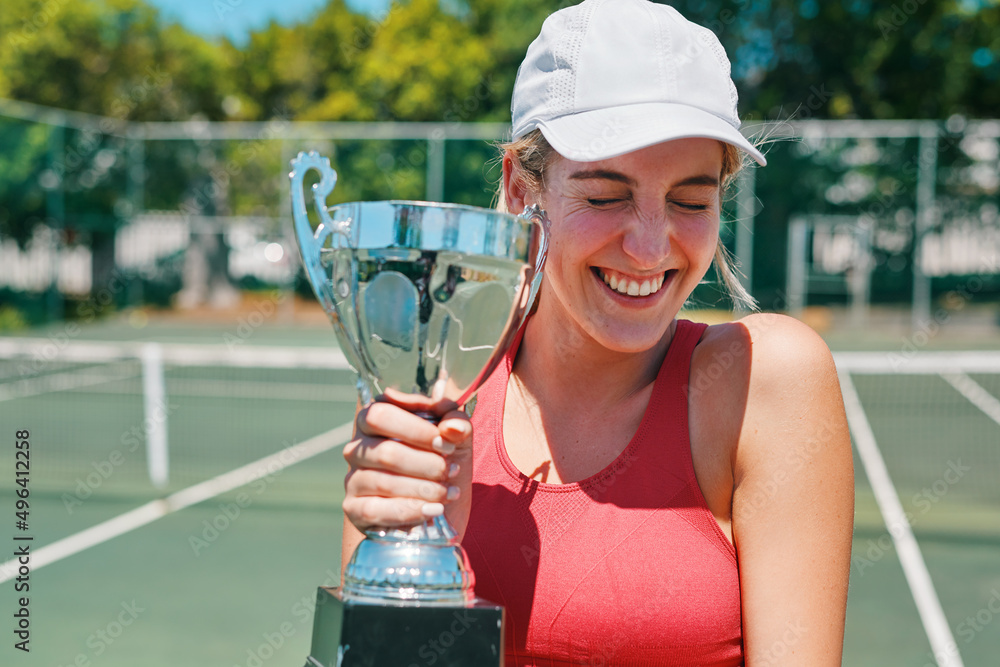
left=1, top=337, right=998, bottom=526
left=0, top=337, right=358, bottom=508
left=836, top=350, right=1000, bottom=540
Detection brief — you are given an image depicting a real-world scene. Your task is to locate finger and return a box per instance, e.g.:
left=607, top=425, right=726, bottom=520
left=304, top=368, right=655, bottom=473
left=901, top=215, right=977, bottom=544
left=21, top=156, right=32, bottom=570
left=346, top=469, right=458, bottom=505
left=380, top=388, right=459, bottom=418
left=438, top=409, right=473, bottom=445
left=356, top=401, right=441, bottom=450
left=343, top=495, right=445, bottom=530
left=344, top=438, right=450, bottom=481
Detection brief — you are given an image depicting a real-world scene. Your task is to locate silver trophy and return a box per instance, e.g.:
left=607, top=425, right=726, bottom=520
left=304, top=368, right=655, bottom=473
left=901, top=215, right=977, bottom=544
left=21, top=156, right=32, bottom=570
left=289, top=151, right=548, bottom=665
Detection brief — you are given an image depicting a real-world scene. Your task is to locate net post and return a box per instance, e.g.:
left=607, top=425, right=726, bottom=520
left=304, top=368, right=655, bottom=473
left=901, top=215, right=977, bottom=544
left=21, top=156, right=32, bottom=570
left=426, top=131, right=445, bottom=202
left=912, top=124, right=938, bottom=332
left=141, top=342, right=170, bottom=489
left=785, top=217, right=808, bottom=318
left=734, top=165, right=756, bottom=302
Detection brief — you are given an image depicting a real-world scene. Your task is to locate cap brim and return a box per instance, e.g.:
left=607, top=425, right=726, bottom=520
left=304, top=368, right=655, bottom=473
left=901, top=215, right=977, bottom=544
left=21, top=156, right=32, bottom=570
left=533, top=102, right=766, bottom=166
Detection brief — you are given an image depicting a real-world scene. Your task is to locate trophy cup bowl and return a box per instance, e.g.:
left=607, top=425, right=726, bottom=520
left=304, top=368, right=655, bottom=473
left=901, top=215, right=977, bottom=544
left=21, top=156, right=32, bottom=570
left=289, top=151, right=548, bottom=665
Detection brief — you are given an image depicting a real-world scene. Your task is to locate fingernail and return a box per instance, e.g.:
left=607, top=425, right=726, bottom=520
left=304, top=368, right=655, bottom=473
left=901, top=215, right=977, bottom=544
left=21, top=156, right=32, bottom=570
left=444, top=422, right=472, bottom=439
left=421, top=502, right=444, bottom=517
left=447, top=486, right=460, bottom=500
left=448, top=463, right=460, bottom=479
left=432, top=435, right=455, bottom=455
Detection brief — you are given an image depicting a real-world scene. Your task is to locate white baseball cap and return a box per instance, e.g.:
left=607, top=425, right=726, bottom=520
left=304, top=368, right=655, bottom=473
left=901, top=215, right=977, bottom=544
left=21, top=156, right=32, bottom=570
left=511, top=0, right=766, bottom=166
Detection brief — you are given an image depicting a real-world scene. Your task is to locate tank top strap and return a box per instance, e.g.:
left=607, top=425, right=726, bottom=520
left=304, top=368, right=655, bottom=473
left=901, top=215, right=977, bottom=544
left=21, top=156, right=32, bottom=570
left=656, top=318, right=709, bottom=396
left=632, top=318, right=709, bottom=482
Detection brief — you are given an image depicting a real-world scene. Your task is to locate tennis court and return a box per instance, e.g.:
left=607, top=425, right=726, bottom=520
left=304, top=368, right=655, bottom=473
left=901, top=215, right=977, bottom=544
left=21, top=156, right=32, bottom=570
left=0, top=312, right=998, bottom=666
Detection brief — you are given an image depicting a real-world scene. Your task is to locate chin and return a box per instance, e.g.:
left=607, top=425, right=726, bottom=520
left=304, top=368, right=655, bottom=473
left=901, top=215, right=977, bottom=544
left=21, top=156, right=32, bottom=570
left=585, top=317, right=676, bottom=355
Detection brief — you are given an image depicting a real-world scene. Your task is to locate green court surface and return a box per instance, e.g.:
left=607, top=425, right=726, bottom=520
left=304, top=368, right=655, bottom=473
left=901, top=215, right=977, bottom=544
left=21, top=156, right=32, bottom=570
left=1, top=313, right=998, bottom=666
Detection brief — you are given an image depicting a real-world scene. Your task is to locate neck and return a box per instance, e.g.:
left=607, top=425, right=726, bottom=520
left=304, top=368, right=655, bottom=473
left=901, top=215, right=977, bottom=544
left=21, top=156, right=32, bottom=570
left=512, top=302, right=676, bottom=414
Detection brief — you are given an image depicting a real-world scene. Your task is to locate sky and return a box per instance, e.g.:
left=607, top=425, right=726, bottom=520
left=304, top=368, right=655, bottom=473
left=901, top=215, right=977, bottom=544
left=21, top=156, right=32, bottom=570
left=143, top=0, right=390, bottom=44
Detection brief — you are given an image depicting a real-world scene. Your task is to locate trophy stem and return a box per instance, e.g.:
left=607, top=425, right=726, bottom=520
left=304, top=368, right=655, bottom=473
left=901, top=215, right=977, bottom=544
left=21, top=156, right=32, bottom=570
left=342, top=514, right=475, bottom=604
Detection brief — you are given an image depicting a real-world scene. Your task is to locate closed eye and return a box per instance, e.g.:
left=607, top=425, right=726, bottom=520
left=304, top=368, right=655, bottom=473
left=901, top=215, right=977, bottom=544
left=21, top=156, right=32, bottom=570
left=587, top=198, right=626, bottom=207
left=672, top=201, right=710, bottom=211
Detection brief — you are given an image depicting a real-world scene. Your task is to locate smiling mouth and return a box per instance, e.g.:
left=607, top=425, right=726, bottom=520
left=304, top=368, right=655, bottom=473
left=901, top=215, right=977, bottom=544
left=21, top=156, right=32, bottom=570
left=593, top=267, right=674, bottom=297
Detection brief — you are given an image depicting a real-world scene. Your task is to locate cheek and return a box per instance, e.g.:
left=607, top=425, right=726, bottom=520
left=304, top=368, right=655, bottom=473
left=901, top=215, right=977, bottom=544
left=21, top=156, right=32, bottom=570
left=545, top=210, right=605, bottom=272
left=674, top=217, right=720, bottom=271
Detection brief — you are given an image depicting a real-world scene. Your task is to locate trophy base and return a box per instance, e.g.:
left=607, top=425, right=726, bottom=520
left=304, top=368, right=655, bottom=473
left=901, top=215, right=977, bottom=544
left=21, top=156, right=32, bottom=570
left=305, top=587, right=505, bottom=667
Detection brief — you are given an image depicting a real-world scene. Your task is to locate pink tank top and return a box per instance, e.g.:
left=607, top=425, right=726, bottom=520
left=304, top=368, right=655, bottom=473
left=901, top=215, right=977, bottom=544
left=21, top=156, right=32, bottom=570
left=462, top=319, right=743, bottom=666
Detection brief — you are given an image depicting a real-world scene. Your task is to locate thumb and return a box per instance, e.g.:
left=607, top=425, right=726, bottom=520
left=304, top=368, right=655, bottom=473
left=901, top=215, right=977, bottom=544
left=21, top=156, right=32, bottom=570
left=438, top=409, right=473, bottom=447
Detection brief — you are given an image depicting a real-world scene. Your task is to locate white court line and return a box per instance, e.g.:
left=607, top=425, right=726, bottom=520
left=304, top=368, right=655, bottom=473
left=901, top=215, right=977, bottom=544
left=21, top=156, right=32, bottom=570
left=839, top=371, right=964, bottom=667
left=940, top=372, right=1000, bottom=428
left=0, top=421, right=354, bottom=584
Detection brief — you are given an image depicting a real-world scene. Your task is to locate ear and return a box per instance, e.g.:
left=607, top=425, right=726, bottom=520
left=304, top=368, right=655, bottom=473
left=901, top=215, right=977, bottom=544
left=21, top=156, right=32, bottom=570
left=502, top=150, right=532, bottom=215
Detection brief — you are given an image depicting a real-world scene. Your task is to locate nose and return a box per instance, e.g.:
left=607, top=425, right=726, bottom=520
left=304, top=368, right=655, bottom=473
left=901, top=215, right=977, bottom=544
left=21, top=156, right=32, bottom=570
left=620, top=210, right=670, bottom=270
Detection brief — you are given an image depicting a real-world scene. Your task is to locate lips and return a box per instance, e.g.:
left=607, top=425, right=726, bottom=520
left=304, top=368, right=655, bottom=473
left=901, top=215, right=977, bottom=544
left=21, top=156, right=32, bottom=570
left=594, top=267, right=670, bottom=297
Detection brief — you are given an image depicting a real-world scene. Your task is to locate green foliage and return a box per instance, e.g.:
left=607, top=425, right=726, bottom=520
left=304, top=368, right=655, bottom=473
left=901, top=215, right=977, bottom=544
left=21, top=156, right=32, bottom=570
left=0, top=305, right=28, bottom=331
left=1, top=0, right=999, bottom=308
left=0, top=118, right=51, bottom=244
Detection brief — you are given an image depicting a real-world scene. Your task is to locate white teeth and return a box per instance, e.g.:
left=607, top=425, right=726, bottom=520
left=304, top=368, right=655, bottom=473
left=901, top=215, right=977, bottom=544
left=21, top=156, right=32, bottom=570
left=599, top=268, right=667, bottom=297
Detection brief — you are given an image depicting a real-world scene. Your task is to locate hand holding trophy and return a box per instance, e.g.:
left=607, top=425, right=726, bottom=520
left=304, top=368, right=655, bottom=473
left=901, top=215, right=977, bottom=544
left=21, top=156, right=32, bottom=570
left=289, top=151, right=549, bottom=666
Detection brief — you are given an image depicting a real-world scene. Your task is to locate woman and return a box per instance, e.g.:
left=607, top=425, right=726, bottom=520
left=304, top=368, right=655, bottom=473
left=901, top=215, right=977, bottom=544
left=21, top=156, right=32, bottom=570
left=341, top=0, right=854, bottom=664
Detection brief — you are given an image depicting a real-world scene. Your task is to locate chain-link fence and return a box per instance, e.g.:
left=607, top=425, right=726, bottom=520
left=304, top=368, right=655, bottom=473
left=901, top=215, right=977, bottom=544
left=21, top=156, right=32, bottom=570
left=1, top=97, right=998, bottom=330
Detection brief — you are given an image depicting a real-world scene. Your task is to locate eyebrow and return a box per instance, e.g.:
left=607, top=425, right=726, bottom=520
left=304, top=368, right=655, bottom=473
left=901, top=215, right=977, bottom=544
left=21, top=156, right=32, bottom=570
left=568, top=169, right=637, bottom=186
left=567, top=169, right=719, bottom=188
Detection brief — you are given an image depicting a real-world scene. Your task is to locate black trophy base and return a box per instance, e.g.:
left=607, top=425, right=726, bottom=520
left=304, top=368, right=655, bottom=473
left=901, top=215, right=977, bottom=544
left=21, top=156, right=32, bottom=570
left=305, top=587, right=505, bottom=667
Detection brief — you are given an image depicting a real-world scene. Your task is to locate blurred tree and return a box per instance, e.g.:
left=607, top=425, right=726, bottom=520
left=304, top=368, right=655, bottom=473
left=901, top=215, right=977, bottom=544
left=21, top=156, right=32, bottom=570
left=0, top=0, right=236, bottom=301
left=662, top=0, right=1000, bottom=121
left=2, top=0, right=999, bottom=312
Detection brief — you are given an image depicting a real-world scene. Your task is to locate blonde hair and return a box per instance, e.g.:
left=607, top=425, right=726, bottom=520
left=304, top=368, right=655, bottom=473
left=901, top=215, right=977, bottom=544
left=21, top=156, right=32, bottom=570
left=494, top=130, right=757, bottom=311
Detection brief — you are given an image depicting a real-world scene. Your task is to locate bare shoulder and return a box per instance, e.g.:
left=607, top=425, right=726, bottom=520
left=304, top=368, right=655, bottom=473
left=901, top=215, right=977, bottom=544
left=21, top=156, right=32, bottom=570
left=726, top=312, right=850, bottom=477
left=694, top=314, right=848, bottom=473
left=736, top=312, right=837, bottom=378
left=691, top=313, right=836, bottom=392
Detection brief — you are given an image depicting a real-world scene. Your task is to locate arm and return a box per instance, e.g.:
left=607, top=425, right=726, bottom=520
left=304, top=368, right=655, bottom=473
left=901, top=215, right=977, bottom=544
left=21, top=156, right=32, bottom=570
left=734, top=314, right=854, bottom=665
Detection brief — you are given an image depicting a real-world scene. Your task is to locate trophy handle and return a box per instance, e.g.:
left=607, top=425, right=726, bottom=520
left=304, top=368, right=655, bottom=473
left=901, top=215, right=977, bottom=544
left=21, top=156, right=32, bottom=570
left=289, top=151, right=372, bottom=399
left=289, top=151, right=344, bottom=314
left=517, top=203, right=550, bottom=324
